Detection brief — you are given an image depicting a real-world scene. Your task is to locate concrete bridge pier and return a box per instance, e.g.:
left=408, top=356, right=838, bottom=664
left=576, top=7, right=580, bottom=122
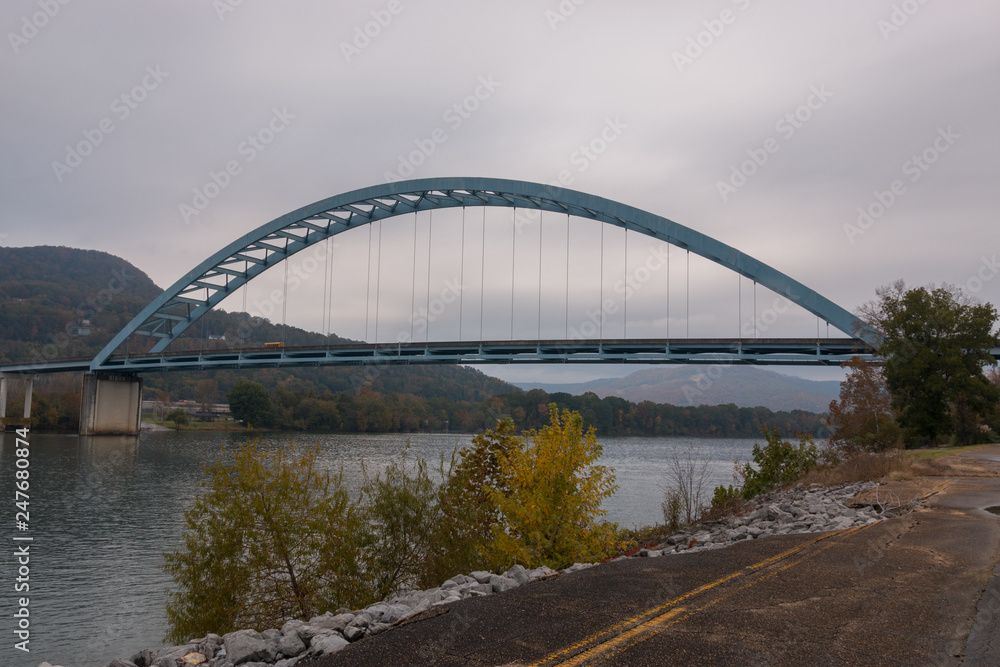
left=24, top=377, right=32, bottom=420
left=79, top=372, right=143, bottom=436
left=0, top=374, right=34, bottom=430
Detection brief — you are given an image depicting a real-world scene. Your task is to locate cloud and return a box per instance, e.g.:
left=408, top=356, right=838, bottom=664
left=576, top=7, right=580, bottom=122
left=2, top=1, right=997, bottom=383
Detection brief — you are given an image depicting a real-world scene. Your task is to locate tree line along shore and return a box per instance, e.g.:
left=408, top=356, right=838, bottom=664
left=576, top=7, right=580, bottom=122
left=21, top=378, right=827, bottom=439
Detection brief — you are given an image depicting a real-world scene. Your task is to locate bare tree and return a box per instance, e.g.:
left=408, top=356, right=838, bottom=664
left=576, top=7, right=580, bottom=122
left=663, top=447, right=712, bottom=527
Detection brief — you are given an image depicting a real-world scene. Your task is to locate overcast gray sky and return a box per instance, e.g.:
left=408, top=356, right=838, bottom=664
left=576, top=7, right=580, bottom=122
left=2, top=1, right=998, bottom=384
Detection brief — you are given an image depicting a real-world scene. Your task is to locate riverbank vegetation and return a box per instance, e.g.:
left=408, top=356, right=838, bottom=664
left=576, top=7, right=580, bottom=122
left=222, top=379, right=826, bottom=437
left=856, top=281, right=999, bottom=448
left=15, top=369, right=826, bottom=436
left=660, top=280, right=1000, bottom=531
left=163, top=406, right=621, bottom=642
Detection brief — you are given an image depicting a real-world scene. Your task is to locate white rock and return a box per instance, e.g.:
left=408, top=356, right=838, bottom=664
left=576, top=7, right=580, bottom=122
left=504, top=564, right=530, bottom=585
left=296, top=625, right=333, bottom=641
left=223, top=630, right=274, bottom=665
left=381, top=603, right=414, bottom=624
left=310, top=635, right=348, bottom=656
left=528, top=565, right=555, bottom=579
left=367, top=622, right=393, bottom=636
left=404, top=596, right=433, bottom=618
left=281, top=619, right=305, bottom=636
left=276, top=632, right=306, bottom=658
left=365, top=602, right=390, bottom=619
left=490, top=574, right=517, bottom=592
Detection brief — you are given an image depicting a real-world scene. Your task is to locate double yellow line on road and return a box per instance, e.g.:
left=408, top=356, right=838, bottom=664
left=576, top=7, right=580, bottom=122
left=531, top=524, right=876, bottom=667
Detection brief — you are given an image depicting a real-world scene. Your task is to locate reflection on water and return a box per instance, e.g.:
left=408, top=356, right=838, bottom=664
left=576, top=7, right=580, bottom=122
left=0, top=430, right=757, bottom=667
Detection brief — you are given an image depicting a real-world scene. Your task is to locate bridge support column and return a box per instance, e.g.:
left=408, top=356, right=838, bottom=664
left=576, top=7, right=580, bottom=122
left=79, top=372, right=143, bottom=436
left=0, top=375, right=33, bottom=430
left=23, top=378, right=32, bottom=420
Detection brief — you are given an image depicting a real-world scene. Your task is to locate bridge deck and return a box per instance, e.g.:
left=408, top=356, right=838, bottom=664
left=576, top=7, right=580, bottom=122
left=0, top=338, right=875, bottom=375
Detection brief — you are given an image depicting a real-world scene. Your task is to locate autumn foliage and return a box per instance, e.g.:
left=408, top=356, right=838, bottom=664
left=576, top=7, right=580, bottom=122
left=162, top=443, right=369, bottom=643
left=489, top=406, right=619, bottom=570
left=162, top=407, right=621, bottom=642
left=826, top=356, right=901, bottom=454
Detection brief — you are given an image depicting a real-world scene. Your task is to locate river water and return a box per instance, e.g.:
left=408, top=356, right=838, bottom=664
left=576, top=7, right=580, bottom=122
left=0, top=430, right=758, bottom=667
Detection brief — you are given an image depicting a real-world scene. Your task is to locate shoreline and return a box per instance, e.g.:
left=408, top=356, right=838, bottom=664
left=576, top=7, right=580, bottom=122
left=98, top=471, right=911, bottom=666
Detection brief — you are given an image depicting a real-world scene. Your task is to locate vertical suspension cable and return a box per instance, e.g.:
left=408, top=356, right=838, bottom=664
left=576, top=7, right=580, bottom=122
left=738, top=274, right=742, bottom=340
left=410, top=213, right=418, bottom=342
left=365, top=224, right=372, bottom=342
left=666, top=244, right=670, bottom=339
left=282, top=251, right=289, bottom=343
left=565, top=213, right=570, bottom=339
left=537, top=211, right=543, bottom=340
left=623, top=228, right=628, bottom=339
left=510, top=208, right=516, bottom=340
left=480, top=207, right=486, bottom=340
left=426, top=210, right=433, bottom=342
left=374, top=220, right=383, bottom=343
left=241, top=269, right=248, bottom=347
left=322, top=236, right=331, bottom=338
left=327, top=237, right=336, bottom=344
left=322, top=238, right=329, bottom=337
left=460, top=206, right=466, bottom=341
left=754, top=281, right=758, bottom=339
left=599, top=222, right=604, bottom=340
left=686, top=249, right=690, bottom=338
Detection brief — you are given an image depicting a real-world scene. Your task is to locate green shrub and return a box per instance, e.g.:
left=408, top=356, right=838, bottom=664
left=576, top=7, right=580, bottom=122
left=661, top=490, right=683, bottom=532
left=164, top=408, right=189, bottom=428
left=711, top=484, right=741, bottom=508
left=739, top=428, right=819, bottom=499
left=162, top=441, right=367, bottom=643
left=430, top=419, right=521, bottom=579
left=359, top=450, right=441, bottom=599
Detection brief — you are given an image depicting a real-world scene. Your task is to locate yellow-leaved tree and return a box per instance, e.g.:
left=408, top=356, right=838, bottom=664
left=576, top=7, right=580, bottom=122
left=490, top=405, right=619, bottom=570
left=429, top=418, right=521, bottom=580
left=163, top=410, right=622, bottom=642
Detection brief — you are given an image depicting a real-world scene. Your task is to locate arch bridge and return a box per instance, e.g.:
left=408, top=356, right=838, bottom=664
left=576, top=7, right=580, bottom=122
left=0, top=177, right=878, bottom=434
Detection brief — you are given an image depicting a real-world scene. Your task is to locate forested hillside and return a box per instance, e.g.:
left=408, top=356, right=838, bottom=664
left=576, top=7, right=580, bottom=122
left=0, top=246, right=514, bottom=404
left=0, top=245, right=161, bottom=361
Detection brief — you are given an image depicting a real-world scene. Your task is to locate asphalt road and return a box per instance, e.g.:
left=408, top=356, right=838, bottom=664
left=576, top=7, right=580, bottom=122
left=308, top=448, right=1000, bottom=666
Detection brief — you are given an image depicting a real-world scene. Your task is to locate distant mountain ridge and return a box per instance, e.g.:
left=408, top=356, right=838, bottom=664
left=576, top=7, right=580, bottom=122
left=516, top=366, right=840, bottom=413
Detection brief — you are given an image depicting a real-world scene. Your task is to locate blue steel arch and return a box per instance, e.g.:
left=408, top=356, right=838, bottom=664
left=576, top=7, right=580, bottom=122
left=91, top=177, right=876, bottom=370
